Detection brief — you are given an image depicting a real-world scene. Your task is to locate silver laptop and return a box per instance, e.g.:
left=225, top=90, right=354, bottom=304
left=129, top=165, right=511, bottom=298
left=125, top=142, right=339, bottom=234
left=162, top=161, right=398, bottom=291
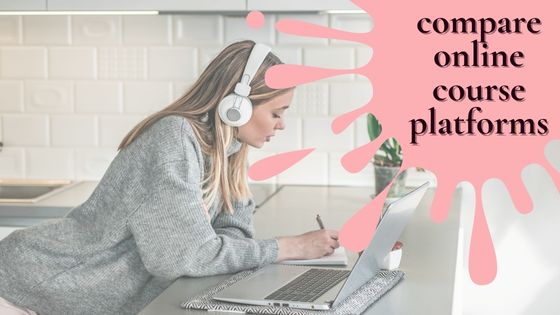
left=213, top=182, right=430, bottom=310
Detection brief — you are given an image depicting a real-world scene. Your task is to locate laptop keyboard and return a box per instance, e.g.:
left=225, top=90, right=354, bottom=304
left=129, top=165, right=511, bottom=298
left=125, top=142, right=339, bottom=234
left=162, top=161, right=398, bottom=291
left=264, top=269, right=351, bottom=302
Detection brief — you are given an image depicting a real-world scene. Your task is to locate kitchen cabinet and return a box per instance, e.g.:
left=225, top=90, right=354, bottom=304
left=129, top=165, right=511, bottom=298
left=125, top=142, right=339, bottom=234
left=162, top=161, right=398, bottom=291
left=47, top=0, right=245, bottom=11
left=247, top=0, right=362, bottom=11
left=2, top=0, right=361, bottom=13
left=0, top=0, right=46, bottom=10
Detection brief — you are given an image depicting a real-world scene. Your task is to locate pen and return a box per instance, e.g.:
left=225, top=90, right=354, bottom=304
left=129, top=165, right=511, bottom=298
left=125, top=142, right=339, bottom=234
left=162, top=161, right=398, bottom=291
left=316, top=214, right=325, bottom=229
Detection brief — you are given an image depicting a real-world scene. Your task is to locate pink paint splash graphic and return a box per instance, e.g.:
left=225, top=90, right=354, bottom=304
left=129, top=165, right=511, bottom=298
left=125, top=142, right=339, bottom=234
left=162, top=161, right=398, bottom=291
left=246, top=11, right=265, bottom=29
left=469, top=179, right=498, bottom=285
left=247, top=1, right=560, bottom=285
left=248, top=149, right=315, bottom=181
left=339, top=188, right=388, bottom=252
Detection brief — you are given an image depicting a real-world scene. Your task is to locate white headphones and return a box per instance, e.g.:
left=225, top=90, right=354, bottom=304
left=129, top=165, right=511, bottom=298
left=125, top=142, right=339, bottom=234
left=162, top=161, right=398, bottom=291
left=218, top=43, right=272, bottom=127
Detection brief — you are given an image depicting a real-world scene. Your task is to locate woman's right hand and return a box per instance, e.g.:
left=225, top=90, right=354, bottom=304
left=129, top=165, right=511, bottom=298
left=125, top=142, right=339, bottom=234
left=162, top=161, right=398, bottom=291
left=276, top=229, right=340, bottom=262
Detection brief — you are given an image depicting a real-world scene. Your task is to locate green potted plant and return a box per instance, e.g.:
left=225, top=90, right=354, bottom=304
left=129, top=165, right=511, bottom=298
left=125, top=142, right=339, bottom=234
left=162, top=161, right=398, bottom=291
left=367, top=114, right=403, bottom=196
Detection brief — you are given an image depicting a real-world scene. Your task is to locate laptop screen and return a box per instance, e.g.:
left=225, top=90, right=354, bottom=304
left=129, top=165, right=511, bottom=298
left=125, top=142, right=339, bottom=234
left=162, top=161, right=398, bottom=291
left=330, top=182, right=430, bottom=307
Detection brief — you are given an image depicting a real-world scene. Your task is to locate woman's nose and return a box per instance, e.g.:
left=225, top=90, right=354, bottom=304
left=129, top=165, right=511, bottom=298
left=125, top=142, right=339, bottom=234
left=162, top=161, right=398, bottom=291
left=275, top=119, right=285, bottom=130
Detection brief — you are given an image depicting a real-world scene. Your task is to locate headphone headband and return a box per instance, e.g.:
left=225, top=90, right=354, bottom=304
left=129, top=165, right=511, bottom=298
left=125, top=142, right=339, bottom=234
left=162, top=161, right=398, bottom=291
left=233, top=43, right=271, bottom=97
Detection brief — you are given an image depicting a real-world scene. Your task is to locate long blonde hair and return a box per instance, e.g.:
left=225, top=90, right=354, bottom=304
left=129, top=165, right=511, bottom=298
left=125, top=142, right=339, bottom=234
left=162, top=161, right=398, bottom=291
left=118, top=40, right=292, bottom=214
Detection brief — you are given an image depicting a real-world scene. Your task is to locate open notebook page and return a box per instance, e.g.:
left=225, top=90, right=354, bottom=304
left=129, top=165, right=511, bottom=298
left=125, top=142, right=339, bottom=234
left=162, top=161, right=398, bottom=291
left=276, top=247, right=348, bottom=266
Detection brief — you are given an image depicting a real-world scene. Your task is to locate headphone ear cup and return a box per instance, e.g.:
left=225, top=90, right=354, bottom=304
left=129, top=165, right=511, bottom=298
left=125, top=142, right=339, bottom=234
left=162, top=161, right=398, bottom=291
left=218, top=94, right=235, bottom=125
left=235, top=97, right=252, bottom=126
left=218, top=94, right=253, bottom=127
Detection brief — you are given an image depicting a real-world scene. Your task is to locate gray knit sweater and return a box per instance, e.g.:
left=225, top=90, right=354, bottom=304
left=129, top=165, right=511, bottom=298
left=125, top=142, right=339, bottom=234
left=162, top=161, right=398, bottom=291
left=0, top=115, right=279, bottom=315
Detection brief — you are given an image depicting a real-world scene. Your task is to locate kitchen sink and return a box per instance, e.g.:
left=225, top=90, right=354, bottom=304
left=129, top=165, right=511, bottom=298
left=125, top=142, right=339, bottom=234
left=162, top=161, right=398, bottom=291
left=0, top=179, right=77, bottom=203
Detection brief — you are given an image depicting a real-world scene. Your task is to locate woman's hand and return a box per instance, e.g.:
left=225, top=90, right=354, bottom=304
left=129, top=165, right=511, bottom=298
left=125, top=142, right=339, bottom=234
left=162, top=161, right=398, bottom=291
left=276, top=229, right=339, bottom=262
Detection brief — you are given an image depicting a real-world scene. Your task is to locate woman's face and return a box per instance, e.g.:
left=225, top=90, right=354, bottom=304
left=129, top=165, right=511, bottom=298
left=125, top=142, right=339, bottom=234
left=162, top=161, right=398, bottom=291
left=237, top=90, right=294, bottom=148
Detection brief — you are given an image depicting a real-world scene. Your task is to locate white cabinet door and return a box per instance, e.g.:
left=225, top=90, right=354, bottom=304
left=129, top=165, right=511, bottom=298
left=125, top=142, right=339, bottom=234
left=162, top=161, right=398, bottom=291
left=247, top=0, right=362, bottom=11
left=0, top=0, right=46, bottom=10
left=0, top=227, right=21, bottom=240
left=47, top=0, right=245, bottom=11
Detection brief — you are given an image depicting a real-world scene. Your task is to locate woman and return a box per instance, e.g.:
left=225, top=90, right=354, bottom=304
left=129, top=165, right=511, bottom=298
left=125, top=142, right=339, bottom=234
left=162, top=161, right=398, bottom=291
left=0, top=40, right=339, bottom=315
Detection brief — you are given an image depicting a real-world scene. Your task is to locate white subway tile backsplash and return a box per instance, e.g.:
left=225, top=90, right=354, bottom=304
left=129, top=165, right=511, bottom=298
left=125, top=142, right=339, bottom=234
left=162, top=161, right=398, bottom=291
left=23, top=16, right=69, bottom=45
left=290, top=83, right=329, bottom=117
left=123, top=15, right=171, bottom=45
left=71, top=16, right=121, bottom=45
left=0, top=81, right=24, bottom=112
left=75, top=148, right=117, bottom=180
left=0, top=17, right=21, bottom=44
left=330, top=14, right=372, bottom=31
left=224, top=15, right=275, bottom=45
left=0, top=47, right=47, bottom=79
left=148, top=47, right=197, bottom=80
left=123, top=82, right=172, bottom=114
left=2, top=13, right=372, bottom=184
left=98, top=115, right=144, bottom=148
left=354, top=115, right=370, bottom=147
left=48, top=47, right=96, bottom=79
left=328, top=152, right=373, bottom=186
left=329, top=14, right=372, bottom=45
left=50, top=115, right=96, bottom=147
left=262, top=117, right=301, bottom=151
left=98, top=47, right=146, bottom=79
left=276, top=15, right=329, bottom=45
left=24, top=81, right=73, bottom=113
left=304, top=47, right=354, bottom=69
left=198, top=47, right=222, bottom=73
left=2, top=114, right=48, bottom=146
left=173, top=81, right=194, bottom=99
left=303, top=47, right=355, bottom=81
left=276, top=152, right=328, bottom=185
left=173, top=15, right=223, bottom=45
left=302, top=117, right=353, bottom=151
left=356, top=46, right=372, bottom=68
left=271, top=46, right=302, bottom=66
left=329, top=81, right=372, bottom=115
left=75, top=81, right=122, bottom=113
left=0, top=148, right=25, bottom=178
left=26, top=148, right=74, bottom=179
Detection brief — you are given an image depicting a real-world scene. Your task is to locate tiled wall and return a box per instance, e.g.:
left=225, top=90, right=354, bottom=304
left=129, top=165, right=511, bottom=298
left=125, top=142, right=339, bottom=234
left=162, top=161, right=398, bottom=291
left=0, top=13, right=374, bottom=186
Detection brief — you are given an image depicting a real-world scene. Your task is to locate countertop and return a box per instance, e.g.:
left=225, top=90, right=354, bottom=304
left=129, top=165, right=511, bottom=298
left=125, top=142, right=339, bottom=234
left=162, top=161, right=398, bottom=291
left=0, top=181, right=281, bottom=227
left=0, top=181, right=98, bottom=226
left=139, top=185, right=463, bottom=315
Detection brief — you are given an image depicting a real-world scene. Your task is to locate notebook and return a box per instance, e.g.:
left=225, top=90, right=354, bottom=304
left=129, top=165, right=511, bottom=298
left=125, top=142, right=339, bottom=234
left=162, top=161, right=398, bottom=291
left=277, top=247, right=348, bottom=266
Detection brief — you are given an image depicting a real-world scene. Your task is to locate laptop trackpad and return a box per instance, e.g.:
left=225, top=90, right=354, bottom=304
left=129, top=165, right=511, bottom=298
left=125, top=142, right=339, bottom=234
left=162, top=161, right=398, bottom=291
left=215, top=265, right=310, bottom=300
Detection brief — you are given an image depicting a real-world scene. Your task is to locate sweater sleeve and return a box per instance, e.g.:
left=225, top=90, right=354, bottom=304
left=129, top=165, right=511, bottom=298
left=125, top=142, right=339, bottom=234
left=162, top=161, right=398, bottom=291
left=127, top=160, right=278, bottom=280
left=212, top=197, right=257, bottom=239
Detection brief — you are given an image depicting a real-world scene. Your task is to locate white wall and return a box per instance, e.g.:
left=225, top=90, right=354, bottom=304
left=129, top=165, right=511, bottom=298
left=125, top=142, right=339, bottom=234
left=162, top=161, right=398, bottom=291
left=0, top=13, right=375, bottom=185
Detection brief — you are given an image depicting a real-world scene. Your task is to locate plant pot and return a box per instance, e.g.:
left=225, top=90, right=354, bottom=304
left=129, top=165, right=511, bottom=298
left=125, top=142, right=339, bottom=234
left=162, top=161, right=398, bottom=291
left=372, top=163, right=400, bottom=196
